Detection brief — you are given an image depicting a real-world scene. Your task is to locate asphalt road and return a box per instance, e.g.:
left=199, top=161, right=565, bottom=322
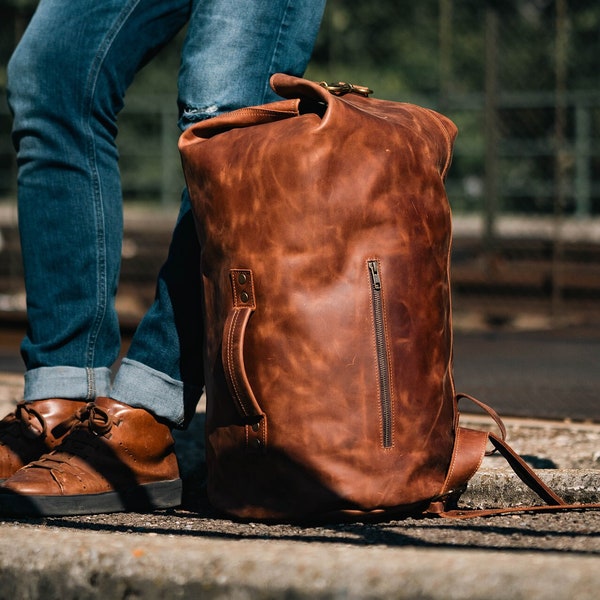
left=453, top=325, right=600, bottom=422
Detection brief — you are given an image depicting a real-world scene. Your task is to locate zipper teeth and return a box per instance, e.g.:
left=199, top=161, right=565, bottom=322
left=368, top=260, right=393, bottom=448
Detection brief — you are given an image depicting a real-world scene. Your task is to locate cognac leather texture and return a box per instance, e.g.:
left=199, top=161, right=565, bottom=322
left=180, top=74, right=465, bottom=520
left=0, top=397, right=180, bottom=501
left=0, top=398, right=87, bottom=481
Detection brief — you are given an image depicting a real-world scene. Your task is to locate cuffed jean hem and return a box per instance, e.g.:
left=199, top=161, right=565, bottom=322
left=110, top=358, right=190, bottom=427
left=23, top=366, right=112, bottom=402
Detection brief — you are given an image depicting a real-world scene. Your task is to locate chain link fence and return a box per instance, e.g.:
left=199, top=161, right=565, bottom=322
left=1, top=0, right=599, bottom=327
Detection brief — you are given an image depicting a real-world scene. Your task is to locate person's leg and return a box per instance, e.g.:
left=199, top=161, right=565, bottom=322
left=1, top=0, right=190, bottom=487
left=1, top=0, right=325, bottom=516
left=112, top=0, right=326, bottom=427
left=7, top=0, right=190, bottom=403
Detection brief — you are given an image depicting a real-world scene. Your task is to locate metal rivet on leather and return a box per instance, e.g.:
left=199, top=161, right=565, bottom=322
left=251, top=422, right=260, bottom=432
left=229, top=269, right=256, bottom=309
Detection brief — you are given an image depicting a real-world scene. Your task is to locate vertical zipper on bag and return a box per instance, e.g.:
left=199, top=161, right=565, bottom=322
left=368, top=260, right=393, bottom=448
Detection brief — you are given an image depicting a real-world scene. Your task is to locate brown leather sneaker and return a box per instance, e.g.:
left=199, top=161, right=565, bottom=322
left=0, top=397, right=182, bottom=516
left=0, top=399, right=87, bottom=482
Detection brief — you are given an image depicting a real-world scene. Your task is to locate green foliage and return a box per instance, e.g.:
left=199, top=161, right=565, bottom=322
left=2, top=1, right=600, bottom=214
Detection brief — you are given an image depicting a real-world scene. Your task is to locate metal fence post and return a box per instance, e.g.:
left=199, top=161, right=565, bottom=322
left=552, top=0, right=569, bottom=320
left=574, top=104, right=591, bottom=218
left=484, top=5, right=499, bottom=264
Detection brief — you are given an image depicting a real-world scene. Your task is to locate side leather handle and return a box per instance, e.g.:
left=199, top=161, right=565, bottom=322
left=222, top=269, right=264, bottom=421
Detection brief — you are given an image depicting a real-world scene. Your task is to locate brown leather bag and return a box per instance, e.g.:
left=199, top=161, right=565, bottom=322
left=179, top=74, right=597, bottom=521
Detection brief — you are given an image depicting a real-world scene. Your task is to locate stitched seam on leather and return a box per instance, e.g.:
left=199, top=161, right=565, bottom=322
left=442, top=428, right=487, bottom=495
left=366, top=260, right=383, bottom=448
left=441, top=427, right=461, bottom=494
left=231, top=271, right=241, bottom=306
left=231, top=269, right=256, bottom=309
left=379, top=268, right=395, bottom=451
left=424, top=109, right=454, bottom=178
left=466, top=440, right=486, bottom=482
left=225, top=309, right=248, bottom=418
left=261, top=417, right=267, bottom=447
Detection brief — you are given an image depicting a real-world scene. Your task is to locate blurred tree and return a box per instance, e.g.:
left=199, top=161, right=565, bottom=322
left=2, top=1, right=600, bottom=213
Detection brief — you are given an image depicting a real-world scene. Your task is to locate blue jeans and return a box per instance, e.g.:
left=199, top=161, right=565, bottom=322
left=7, top=0, right=325, bottom=427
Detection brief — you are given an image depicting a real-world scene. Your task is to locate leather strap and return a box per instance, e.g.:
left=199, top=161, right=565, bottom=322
left=457, top=393, right=507, bottom=450
left=222, top=269, right=264, bottom=421
left=487, top=432, right=565, bottom=505
left=222, top=269, right=267, bottom=452
left=438, top=427, right=489, bottom=498
left=431, top=429, right=600, bottom=518
left=440, top=502, right=600, bottom=519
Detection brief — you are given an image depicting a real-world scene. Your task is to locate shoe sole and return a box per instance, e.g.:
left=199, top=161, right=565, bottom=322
left=0, top=479, right=182, bottom=517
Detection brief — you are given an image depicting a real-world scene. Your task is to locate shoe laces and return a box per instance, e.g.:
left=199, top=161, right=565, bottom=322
left=28, top=404, right=116, bottom=468
left=58, top=402, right=115, bottom=438
left=0, top=402, right=47, bottom=441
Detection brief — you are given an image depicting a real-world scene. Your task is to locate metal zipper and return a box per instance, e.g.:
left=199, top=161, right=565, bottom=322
left=368, top=259, right=393, bottom=448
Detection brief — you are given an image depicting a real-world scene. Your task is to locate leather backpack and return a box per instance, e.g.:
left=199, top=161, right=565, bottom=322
left=179, top=74, right=598, bottom=521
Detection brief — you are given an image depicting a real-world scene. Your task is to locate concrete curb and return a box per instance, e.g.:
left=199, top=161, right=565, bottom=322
left=0, top=374, right=598, bottom=599
left=0, top=469, right=598, bottom=600
left=0, top=522, right=599, bottom=600
left=463, top=468, right=600, bottom=507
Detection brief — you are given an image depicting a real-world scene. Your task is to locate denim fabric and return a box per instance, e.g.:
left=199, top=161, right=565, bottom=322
left=7, top=0, right=325, bottom=425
